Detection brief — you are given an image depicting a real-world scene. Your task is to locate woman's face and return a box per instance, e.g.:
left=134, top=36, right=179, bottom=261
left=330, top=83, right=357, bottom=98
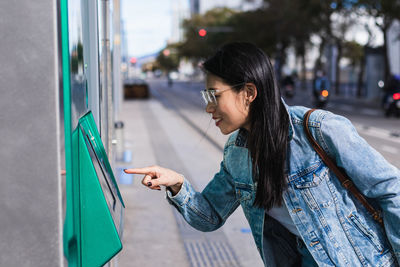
left=205, top=74, right=250, bottom=135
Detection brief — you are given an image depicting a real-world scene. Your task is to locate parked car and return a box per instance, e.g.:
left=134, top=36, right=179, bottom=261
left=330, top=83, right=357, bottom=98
left=124, top=78, right=150, bottom=99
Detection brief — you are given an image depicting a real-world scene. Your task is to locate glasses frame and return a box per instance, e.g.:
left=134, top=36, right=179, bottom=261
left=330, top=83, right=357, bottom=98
left=201, top=82, right=245, bottom=105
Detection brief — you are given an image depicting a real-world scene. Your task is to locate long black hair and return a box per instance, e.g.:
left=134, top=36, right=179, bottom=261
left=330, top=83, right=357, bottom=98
left=202, top=42, right=290, bottom=210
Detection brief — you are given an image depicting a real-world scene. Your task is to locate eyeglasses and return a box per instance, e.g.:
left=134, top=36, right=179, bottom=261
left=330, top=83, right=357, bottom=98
left=201, top=89, right=220, bottom=105
left=201, top=82, right=245, bottom=105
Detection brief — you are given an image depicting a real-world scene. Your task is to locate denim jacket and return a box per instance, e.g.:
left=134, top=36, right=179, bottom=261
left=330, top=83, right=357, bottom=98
left=167, top=105, right=400, bottom=267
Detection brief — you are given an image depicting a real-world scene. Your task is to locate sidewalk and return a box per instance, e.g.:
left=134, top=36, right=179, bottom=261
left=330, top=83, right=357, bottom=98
left=113, top=91, right=263, bottom=267
left=115, top=100, right=188, bottom=266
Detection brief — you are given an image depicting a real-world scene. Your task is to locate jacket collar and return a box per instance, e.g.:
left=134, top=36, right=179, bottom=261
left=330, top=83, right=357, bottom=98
left=282, top=99, right=294, bottom=141
left=235, top=128, right=248, bottom=147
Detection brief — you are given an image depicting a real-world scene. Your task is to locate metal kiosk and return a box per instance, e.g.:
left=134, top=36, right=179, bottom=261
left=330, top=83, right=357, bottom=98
left=60, top=0, right=125, bottom=266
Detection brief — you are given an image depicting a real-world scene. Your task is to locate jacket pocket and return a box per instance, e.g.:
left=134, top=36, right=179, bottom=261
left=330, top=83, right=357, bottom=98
left=234, top=182, right=253, bottom=202
left=291, top=162, right=331, bottom=210
left=348, top=213, right=385, bottom=253
left=292, top=162, right=327, bottom=189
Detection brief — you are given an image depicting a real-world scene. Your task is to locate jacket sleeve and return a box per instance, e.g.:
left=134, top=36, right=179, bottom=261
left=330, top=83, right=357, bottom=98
left=166, top=161, right=240, bottom=232
left=318, top=111, right=400, bottom=261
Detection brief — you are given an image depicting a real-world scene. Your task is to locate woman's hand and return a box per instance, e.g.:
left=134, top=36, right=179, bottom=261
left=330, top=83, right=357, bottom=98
left=124, top=166, right=184, bottom=195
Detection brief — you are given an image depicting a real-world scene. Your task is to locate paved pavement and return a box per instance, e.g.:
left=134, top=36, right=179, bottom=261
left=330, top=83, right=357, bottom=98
left=114, top=82, right=264, bottom=267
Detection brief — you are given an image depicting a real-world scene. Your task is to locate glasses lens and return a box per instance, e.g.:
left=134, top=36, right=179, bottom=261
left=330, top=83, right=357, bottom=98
left=209, top=90, right=217, bottom=104
left=201, top=91, right=208, bottom=104
left=201, top=90, right=217, bottom=105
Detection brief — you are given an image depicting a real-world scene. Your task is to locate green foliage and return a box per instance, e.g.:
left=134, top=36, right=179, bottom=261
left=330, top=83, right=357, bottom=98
left=155, top=44, right=180, bottom=72
left=171, top=0, right=399, bottom=79
left=178, top=8, right=238, bottom=60
left=343, top=41, right=364, bottom=66
left=176, top=1, right=336, bottom=61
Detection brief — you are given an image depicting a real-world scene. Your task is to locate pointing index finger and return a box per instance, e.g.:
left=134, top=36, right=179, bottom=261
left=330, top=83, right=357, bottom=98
left=124, top=167, right=156, bottom=175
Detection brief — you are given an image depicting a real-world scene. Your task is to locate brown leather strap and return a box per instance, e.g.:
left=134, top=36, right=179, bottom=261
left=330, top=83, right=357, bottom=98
left=303, top=109, right=383, bottom=226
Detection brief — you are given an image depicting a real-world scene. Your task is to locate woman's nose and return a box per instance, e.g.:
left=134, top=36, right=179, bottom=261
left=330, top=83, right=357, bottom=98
left=205, top=102, right=215, bottom=113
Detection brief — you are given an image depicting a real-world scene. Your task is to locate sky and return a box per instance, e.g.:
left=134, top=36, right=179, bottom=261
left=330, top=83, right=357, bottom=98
left=120, top=0, right=244, bottom=58
left=121, top=0, right=173, bottom=58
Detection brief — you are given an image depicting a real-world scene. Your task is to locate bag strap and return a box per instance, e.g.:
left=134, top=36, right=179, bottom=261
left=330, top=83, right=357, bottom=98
left=303, top=109, right=383, bottom=226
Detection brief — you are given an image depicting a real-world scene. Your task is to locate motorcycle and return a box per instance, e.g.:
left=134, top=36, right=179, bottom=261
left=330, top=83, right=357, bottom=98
left=384, top=91, right=400, bottom=117
left=380, top=75, right=400, bottom=118
left=313, top=74, right=330, bottom=109
left=315, top=89, right=329, bottom=108
left=281, top=75, right=295, bottom=99
left=283, top=84, right=295, bottom=98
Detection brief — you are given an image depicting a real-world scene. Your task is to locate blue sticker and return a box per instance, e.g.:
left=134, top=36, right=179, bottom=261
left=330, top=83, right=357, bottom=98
left=117, top=167, right=133, bottom=184
left=123, top=150, right=132, bottom=163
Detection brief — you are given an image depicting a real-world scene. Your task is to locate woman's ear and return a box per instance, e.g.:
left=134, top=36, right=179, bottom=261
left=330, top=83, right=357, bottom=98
left=244, top=83, right=257, bottom=103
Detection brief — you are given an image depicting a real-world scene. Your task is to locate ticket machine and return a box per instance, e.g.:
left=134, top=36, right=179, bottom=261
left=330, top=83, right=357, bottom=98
left=60, top=0, right=125, bottom=266
left=63, top=112, right=124, bottom=267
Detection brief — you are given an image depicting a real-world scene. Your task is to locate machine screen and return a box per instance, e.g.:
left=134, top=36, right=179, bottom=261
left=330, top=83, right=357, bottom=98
left=80, top=125, right=124, bottom=234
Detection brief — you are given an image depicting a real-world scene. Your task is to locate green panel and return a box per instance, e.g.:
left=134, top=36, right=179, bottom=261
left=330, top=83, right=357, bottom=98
left=64, top=111, right=124, bottom=266
left=78, top=129, right=122, bottom=266
left=61, top=0, right=77, bottom=264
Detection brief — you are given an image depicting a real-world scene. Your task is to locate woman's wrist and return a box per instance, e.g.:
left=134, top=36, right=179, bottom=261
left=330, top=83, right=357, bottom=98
left=169, top=174, right=184, bottom=195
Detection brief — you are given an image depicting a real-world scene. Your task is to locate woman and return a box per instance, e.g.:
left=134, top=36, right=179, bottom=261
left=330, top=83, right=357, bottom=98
left=124, top=42, right=400, bottom=266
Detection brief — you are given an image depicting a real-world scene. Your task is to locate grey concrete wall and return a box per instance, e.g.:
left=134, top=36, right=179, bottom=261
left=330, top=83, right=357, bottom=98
left=0, top=1, right=63, bottom=266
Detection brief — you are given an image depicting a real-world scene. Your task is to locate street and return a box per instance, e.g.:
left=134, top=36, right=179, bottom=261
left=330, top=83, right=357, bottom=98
left=151, top=78, right=400, bottom=168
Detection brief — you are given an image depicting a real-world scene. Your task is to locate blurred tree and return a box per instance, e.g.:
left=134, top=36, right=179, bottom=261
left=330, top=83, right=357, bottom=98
left=343, top=40, right=364, bottom=97
left=294, top=0, right=359, bottom=95
left=257, top=0, right=293, bottom=81
left=156, top=44, right=180, bottom=74
left=141, top=61, right=158, bottom=73
left=290, top=0, right=324, bottom=89
left=246, top=0, right=338, bottom=85
left=178, top=8, right=238, bottom=61
left=237, top=0, right=322, bottom=81
left=331, top=4, right=358, bottom=95
left=359, top=0, right=400, bottom=80
left=179, top=2, right=329, bottom=82
left=177, top=0, right=393, bottom=97
left=342, top=22, right=375, bottom=98
left=311, top=3, right=332, bottom=80
left=343, top=41, right=363, bottom=69
left=254, top=0, right=336, bottom=82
